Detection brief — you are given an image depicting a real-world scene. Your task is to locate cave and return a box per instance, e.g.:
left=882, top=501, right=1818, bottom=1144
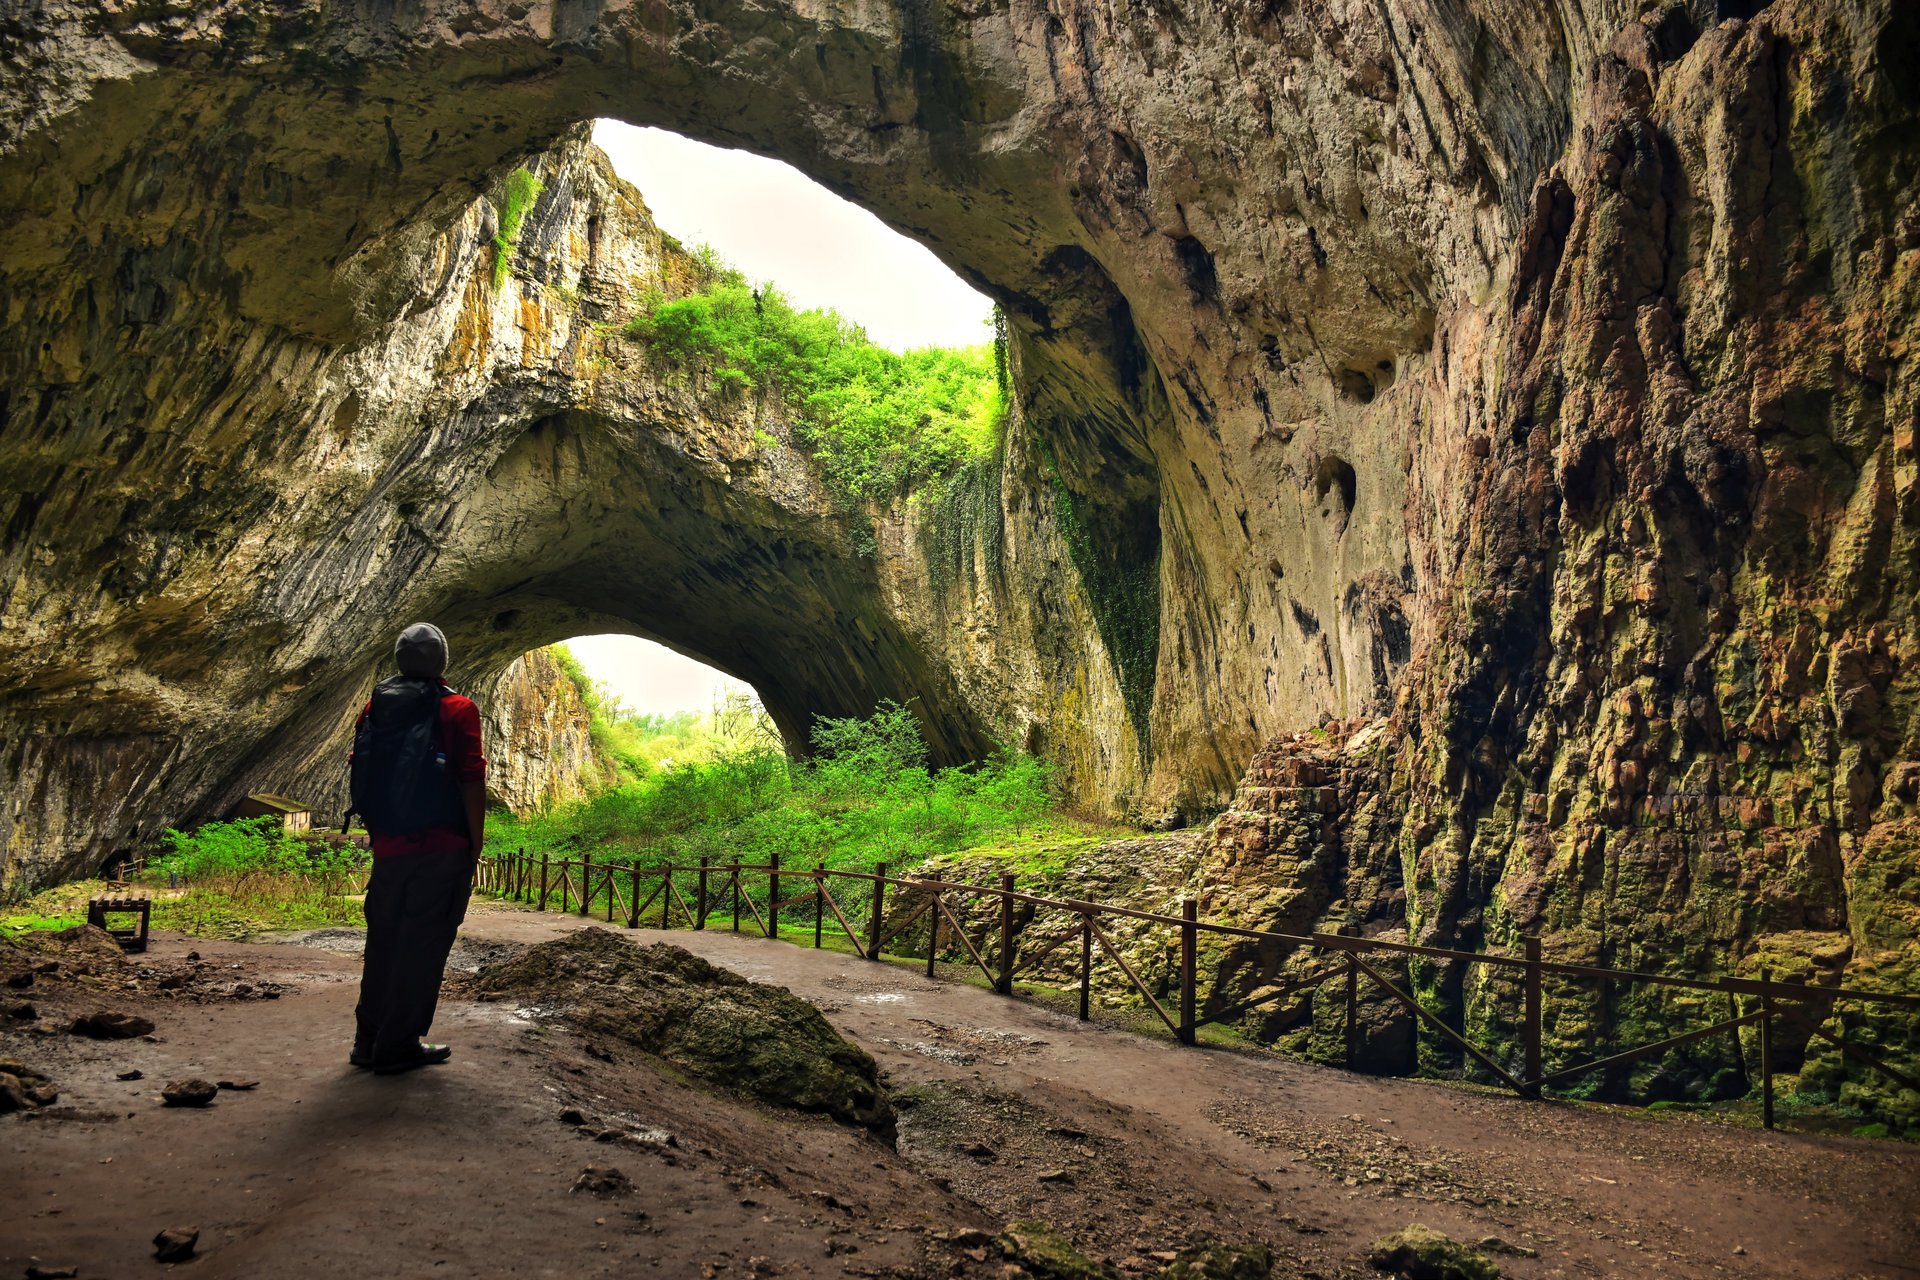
left=4, top=0, right=1919, bottom=1111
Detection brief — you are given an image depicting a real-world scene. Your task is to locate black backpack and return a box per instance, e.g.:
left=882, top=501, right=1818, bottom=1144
left=348, top=676, right=469, bottom=837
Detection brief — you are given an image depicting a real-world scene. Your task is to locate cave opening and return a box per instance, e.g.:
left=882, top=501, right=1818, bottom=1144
left=443, top=125, right=1014, bottom=798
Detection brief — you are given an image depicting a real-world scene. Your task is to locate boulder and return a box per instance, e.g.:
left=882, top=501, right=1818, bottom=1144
left=71, top=1010, right=155, bottom=1039
left=995, top=1221, right=1109, bottom=1280
left=1156, top=1241, right=1273, bottom=1279
left=153, top=1227, right=199, bottom=1262
left=161, top=1078, right=218, bottom=1107
left=1368, top=1225, right=1500, bottom=1280
left=475, top=931, right=894, bottom=1141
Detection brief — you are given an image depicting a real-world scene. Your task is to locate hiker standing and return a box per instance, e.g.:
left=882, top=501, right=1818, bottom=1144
left=347, top=622, right=487, bottom=1075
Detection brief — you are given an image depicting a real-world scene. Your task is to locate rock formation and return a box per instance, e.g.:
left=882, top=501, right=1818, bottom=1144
left=481, top=647, right=601, bottom=814
left=3, top=0, right=1917, bottom=1115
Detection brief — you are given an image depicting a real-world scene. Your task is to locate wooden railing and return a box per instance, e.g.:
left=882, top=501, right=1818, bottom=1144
left=472, top=849, right=1920, bottom=1130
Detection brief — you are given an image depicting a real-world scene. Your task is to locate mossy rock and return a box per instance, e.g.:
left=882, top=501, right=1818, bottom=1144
left=1157, top=1239, right=1272, bottom=1278
left=997, top=1220, right=1112, bottom=1279
left=1367, top=1225, right=1500, bottom=1280
left=474, top=929, right=894, bottom=1140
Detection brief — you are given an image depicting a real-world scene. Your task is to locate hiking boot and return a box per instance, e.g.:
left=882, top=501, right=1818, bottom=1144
left=371, top=1043, right=453, bottom=1075
left=349, top=1041, right=375, bottom=1069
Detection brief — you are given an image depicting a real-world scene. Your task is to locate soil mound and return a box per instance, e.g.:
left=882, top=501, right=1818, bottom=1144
left=475, top=929, right=894, bottom=1140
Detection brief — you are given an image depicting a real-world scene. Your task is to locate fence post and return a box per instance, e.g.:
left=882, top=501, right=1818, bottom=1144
left=925, top=889, right=939, bottom=977
left=696, top=856, right=709, bottom=930
left=579, top=852, right=592, bottom=917
left=1079, top=915, right=1092, bottom=1021
left=869, top=863, right=887, bottom=960
left=1524, top=935, right=1542, bottom=1088
left=814, top=863, right=825, bottom=949
left=559, top=859, right=571, bottom=913
left=627, top=862, right=639, bottom=929
left=1345, top=951, right=1360, bottom=1068
left=1760, top=966, right=1775, bottom=1131
left=1179, top=898, right=1197, bottom=1045
left=661, top=865, right=673, bottom=929
left=731, top=860, right=742, bottom=932
left=605, top=861, right=615, bottom=923
left=768, top=851, right=781, bottom=939
left=539, top=853, right=550, bottom=912
left=997, top=873, right=1016, bottom=995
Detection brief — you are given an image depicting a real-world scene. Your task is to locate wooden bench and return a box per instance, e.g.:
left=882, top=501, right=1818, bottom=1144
left=87, top=896, right=152, bottom=953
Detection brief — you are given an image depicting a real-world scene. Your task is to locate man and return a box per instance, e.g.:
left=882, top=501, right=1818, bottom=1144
left=347, top=622, right=487, bottom=1075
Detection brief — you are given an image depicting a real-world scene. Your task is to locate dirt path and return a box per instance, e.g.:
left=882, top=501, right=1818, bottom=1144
left=5, top=905, right=1916, bottom=1280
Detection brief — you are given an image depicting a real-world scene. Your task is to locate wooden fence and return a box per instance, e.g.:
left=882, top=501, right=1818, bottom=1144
left=473, top=849, right=1920, bottom=1129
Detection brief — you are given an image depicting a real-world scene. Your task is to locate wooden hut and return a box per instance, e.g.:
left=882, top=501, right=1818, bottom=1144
left=230, top=792, right=312, bottom=832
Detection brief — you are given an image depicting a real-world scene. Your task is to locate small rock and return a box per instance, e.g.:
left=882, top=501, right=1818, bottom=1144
left=571, top=1165, right=632, bottom=1197
left=5, top=971, right=32, bottom=989
left=934, top=1229, right=995, bottom=1249
left=559, top=1106, right=587, bottom=1125
left=0, top=1072, right=31, bottom=1114
left=1037, top=1169, right=1076, bottom=1185
left=25, top=1265, right=80, bottom=1279
left=1732, top=1246, right=1747, bottom=1256
left=1476, top=1238, right=1537, bottom=1259
left=186, top=951, right=200, bottom=961
left=71, top=1010, right=156, bottom=1040
left=157, top=974, right=188, bottom=990
left=215, top=1079, right=259, bottom=1091
left=1368, top=1224, right=1500, bottom=1280
left=117, top=1069, right=145, bottom=1081
left=161, top=1078, right=218, bottom=1108
left=153, top=1226, right=199, bottom=1263
left=963, top=1142, right=998, bottom=1160
left=4, top=999, right=34, bottom=1019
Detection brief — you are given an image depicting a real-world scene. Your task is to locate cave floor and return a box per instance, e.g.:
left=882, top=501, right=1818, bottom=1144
left=4, top=900, right=1915, bottom=1280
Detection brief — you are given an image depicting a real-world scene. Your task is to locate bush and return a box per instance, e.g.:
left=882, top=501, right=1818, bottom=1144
left=488, top=700, right=1062, bottom=876
left=623, top=273, right=1002, bottom=506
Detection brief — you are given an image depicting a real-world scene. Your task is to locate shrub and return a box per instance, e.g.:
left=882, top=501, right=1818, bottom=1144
left=623, top=275, right=1002, bottom=506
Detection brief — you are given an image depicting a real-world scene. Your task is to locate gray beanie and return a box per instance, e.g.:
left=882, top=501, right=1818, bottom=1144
left=394, top=622, right=449, bottom=676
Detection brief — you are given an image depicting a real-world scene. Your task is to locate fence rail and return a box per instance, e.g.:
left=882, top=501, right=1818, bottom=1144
left=473, top=848, right=1920, bottom=1129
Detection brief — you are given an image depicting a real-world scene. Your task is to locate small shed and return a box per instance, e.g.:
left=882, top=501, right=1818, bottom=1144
left=231, top=792, right=312, bottom=832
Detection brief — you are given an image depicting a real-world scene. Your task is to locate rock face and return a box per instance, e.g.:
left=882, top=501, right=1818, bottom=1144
left=481, top=647, right=601, bottom=816
left=4, top=0, right=1919, bottom=1118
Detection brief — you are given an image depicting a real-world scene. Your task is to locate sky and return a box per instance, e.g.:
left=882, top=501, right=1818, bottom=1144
left=592, top=120, right=994, bottom=351
left=565, top=122, right=992, bottom=715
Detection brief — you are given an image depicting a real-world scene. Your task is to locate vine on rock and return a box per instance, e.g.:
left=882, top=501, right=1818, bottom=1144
left=490, top=168, right=547, bottom=290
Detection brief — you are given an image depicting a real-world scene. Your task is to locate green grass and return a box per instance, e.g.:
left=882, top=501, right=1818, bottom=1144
left=3, top=819, right=372, bottom=942
left=622, top=257, right=1003, bottom=511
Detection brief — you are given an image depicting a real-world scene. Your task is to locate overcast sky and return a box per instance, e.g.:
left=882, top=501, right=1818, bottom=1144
left=567, top=122, right=992, bottom=715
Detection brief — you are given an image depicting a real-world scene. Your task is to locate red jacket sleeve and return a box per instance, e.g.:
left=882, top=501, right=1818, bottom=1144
left=441, top=694, right=486, bottom=783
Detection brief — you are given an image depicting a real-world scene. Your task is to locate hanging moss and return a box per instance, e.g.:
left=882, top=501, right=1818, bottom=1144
left=1042, top=442, right=1159, bottom=759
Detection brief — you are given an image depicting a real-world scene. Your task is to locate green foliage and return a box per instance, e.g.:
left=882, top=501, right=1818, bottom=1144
left=2, top=853, right=368, bottom=942
left=157, top=817, right=366, bottom=886
left=488, top=699, right=1064, bottom=881
left=491, top=168, right=547, bottom=290
left=622, top=268, right=1002, bottom=509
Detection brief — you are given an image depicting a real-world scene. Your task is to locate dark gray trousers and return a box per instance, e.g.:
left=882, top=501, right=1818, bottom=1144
left=354, top=849, right=473, bottom=1061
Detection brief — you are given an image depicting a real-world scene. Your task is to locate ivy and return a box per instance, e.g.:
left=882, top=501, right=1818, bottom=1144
left=1043, top=442, right=1160, bottom=759
left=919, top=448, right=1006, bottom=597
